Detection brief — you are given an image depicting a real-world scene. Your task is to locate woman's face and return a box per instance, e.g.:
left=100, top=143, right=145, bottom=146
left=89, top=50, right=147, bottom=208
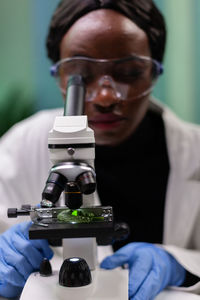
left=60, top=9, right=151, bottom=146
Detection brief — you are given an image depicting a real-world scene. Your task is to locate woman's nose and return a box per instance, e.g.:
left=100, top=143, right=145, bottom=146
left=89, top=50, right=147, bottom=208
left=93, top=102, right=117, bottom=113
left=92, top=75, right=120, bottom=107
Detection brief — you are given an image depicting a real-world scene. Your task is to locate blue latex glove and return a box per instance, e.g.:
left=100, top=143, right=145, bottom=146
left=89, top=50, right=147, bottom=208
left=0, top=221, right=53, bottom=298
left=100, top=242, right=186, bottom=300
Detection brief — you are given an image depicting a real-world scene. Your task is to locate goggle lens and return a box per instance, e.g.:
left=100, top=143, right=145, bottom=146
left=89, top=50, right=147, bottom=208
left=51, top=56, right=163, bottom=101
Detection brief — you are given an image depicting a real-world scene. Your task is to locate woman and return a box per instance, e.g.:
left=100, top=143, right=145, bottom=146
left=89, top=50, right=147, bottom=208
left=0, top=1, right=200, bottom=299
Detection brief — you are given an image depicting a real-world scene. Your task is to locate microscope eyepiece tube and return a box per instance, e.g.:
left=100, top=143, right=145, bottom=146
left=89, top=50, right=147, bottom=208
left=64, top=75, right=85, bottom=116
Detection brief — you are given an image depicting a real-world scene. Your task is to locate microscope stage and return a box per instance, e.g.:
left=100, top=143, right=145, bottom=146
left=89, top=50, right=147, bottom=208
left=29, top=221, right=114, bottom=245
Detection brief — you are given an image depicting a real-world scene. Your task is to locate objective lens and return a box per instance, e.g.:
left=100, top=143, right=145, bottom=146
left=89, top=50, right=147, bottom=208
left=65, top=182, right=82, bottom=209
left=42, top=172, right=67, bottom=205
left=77, top=171, right=96, bottom=195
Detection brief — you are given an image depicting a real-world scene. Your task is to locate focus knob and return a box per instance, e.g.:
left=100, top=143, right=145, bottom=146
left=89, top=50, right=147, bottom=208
left=7, top=208, right=18, bottom=218
left=59, top=257, right=92, bottom=287
left=39, top=258, right=52, bottom=276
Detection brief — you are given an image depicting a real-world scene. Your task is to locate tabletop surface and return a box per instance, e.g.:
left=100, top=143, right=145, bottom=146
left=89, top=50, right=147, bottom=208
left=156, top=290, right=200, bottom=299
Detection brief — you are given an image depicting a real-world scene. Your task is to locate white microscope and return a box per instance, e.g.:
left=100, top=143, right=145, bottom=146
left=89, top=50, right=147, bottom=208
left=8, top=75, right=129, bottom=300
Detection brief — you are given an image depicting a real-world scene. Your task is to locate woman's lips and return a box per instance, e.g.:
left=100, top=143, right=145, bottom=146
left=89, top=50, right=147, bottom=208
left=89, top=114, right=126, bottom=130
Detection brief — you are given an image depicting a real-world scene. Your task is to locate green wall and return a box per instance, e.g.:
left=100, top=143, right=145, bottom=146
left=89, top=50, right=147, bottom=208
left=154, top=0, right=200, bottom=123
left=0, top=0, right=35, bottom=135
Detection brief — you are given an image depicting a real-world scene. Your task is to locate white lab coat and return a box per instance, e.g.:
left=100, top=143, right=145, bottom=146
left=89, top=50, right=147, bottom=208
left=1, top=99, right=200, bottom=296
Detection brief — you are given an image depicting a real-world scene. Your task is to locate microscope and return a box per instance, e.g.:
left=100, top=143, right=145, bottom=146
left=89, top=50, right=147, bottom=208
left=8, top=75, right=129, bottom=300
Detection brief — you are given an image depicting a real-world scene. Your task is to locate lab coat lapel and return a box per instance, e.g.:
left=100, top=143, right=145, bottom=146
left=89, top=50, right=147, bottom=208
left=163, top=173, right=200, bottom=247
left=161, top=103, right=200, bottom=247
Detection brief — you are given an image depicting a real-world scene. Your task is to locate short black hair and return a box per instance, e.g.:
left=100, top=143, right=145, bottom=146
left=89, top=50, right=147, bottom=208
left=46, top=0, right=166, bottom=63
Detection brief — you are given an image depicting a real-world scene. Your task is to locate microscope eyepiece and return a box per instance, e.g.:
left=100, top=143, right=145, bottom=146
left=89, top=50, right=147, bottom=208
left=67, top=75, right=84, bottom=87
left=64, top=74, right=85, bottom=116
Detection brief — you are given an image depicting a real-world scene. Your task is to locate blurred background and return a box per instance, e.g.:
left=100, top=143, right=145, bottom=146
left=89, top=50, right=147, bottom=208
left=0, top=0, right=200, bottom=136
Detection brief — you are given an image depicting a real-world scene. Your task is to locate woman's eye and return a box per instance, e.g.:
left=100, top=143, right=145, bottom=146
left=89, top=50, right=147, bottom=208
left=115, top=69, right=144, bottom=82
left=82, top=74, right=93, bottom=84
left=80, top=69, right=96, bottom=83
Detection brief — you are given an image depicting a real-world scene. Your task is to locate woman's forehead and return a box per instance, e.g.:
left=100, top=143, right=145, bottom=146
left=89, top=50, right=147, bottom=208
left=66, top=9, right=140, bottom=35
left=60, top=9, right=150, bottom=59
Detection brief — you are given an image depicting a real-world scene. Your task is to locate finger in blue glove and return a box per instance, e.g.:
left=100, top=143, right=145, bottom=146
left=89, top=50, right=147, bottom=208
left=100, top=242, right=186, bottom=300
left=0, top=221, right=54, bottom=298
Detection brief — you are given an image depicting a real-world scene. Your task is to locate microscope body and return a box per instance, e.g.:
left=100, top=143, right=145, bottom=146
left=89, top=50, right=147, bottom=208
left=45, top=114, right=96, bottom=208
left=8, top=76, right=128, bottom=299
left=18, top=113, right=128, bottom=300
left=43, top=113, right=98, bottom=271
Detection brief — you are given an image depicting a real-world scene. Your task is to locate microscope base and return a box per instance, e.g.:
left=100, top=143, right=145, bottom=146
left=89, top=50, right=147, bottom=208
left=20, top=268, right=128, bottom=300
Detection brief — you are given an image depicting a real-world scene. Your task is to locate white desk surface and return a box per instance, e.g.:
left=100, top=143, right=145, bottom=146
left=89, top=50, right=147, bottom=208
left=156, top=290, right=200, bottom=299
left=0, top=287, right=200, bottom=300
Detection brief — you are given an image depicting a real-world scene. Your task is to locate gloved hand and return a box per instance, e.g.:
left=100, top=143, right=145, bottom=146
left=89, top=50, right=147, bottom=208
left=0, top=221, right=53, bottom=298
left=100, top=242, right=186, bottom=300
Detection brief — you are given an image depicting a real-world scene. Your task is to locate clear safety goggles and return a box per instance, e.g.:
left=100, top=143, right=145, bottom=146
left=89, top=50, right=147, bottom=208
left=50, top=55, right=163, bottom=102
